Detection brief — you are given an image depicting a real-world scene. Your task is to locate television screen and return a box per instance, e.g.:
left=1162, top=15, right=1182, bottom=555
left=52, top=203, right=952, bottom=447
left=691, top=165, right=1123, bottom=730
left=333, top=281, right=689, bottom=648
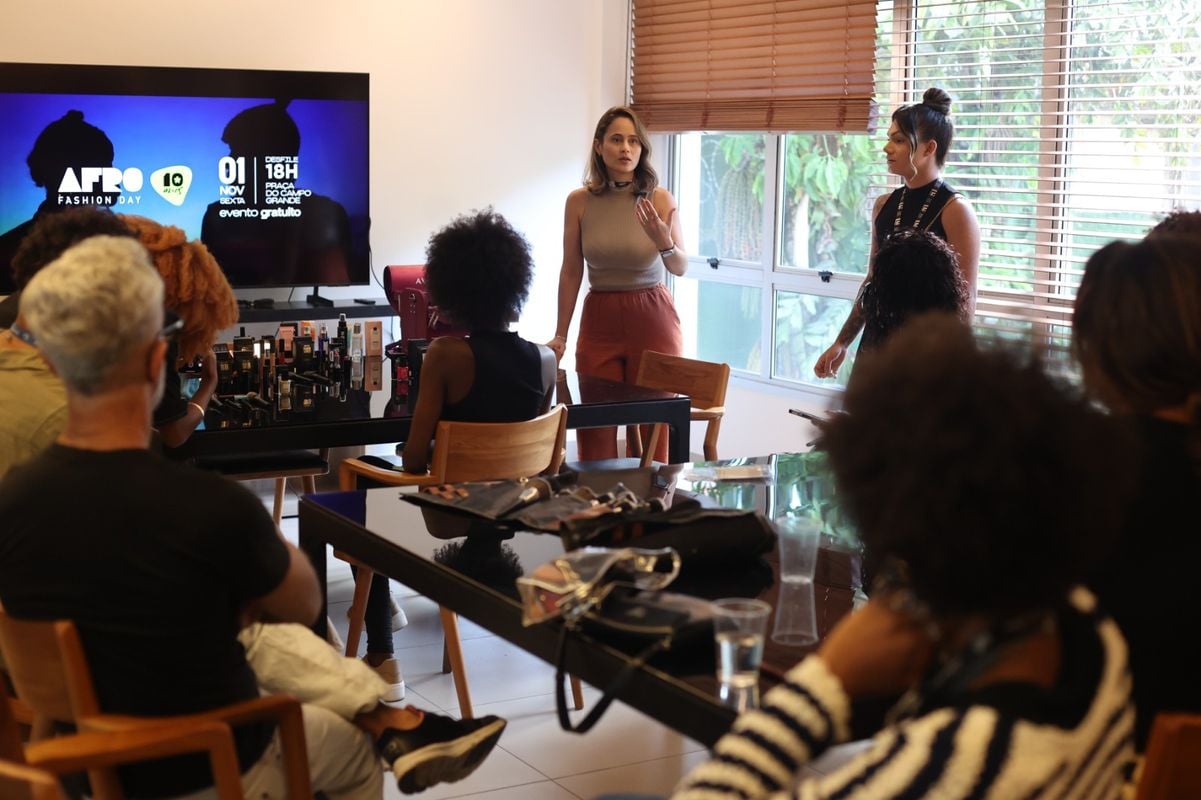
left=0, top=62, right=370, bottom=293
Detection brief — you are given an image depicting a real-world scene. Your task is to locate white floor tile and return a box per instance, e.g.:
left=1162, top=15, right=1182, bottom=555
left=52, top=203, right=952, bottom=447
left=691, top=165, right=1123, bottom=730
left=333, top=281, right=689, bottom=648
left=555, top=749, right=709, bottom=799
left=461, top=692, right=706, bottom=780
left=400, top=635, right=565, bottom=711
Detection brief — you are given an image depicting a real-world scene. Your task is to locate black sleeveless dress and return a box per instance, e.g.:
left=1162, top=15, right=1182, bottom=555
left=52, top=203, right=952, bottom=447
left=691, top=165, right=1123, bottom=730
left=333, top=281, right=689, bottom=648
left=861, top=179, right=963, bottom=352
left=872, top=179, right=959, bottom=250
left=441, top=330, right=547, bottom=423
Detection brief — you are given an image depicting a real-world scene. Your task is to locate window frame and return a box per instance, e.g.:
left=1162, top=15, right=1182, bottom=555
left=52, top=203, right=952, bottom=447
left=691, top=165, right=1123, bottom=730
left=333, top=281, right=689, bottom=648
left=666, top=0, right=1191, bottom=393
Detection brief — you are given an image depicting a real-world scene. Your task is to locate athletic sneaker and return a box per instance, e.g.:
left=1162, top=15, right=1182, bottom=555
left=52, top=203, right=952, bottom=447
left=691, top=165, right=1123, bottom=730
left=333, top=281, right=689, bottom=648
left=390, top=596, right=408, bottom=631
left=378, top=713, right=507, bottom=794
left=345, top=595, right=408, bottom=631
left=363, top=655, right=405, bottom=702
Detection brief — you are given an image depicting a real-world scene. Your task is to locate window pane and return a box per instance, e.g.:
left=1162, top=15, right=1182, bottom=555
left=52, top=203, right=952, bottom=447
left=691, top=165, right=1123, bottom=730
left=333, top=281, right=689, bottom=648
left=673, top=277, right=762, bottom=373
left=780, top=134, right=877, bottom=274
left=772, top=291, right=858, bottom=387
left=677, top=133, right=767, bottom=264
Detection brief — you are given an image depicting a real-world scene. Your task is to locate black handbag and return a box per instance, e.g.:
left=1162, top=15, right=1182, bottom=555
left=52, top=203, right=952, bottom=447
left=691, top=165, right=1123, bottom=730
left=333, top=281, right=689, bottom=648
left=516, top=547, right=718, bottom=734
left=559, top=497, right=777, bottom=570
left=552, top=586, right=716, bottom=733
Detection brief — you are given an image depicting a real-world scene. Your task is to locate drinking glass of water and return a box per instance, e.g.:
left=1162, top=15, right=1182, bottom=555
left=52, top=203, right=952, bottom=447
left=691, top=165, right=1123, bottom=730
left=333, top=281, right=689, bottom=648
left=771, top=516, right=822, bottom=646
left=713, top=598, right=772, bottom=711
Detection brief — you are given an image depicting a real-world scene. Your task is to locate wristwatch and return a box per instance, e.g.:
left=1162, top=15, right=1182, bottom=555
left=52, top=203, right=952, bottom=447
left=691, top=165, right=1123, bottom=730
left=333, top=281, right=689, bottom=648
left=659, top=244, right=676, bottom=258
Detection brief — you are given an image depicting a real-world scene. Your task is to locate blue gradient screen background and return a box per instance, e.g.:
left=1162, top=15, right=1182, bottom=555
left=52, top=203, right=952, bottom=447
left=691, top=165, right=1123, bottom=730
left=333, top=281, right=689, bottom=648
left=0, top=81, right=368, bottom=288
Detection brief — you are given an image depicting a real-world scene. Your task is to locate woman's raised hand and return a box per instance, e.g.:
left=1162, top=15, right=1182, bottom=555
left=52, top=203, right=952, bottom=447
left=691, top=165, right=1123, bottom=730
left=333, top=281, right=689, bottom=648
left=635, top=195, right=676, bottom=251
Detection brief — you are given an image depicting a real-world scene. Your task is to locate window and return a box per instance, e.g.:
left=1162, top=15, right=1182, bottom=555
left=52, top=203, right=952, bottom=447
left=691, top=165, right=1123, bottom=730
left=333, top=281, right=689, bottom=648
left=667, top=0, right=1201, bottom=390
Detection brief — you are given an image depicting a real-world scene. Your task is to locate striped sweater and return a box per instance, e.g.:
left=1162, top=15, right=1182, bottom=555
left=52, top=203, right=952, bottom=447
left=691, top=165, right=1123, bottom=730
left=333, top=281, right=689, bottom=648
left=673, top=589, right=1134, bottom=799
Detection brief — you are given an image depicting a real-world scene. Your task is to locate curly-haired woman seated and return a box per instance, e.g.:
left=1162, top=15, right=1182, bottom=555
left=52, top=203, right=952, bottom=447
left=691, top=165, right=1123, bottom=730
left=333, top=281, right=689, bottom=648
left=1074, top=227, right=1201, bottom=750
left=859, top=228, right=969, bottom=352
left=672, top=314, right=1135, bottom=799
left=401, top=208, right=555, bottom=470
left=359, top=209, right=555, bottom=693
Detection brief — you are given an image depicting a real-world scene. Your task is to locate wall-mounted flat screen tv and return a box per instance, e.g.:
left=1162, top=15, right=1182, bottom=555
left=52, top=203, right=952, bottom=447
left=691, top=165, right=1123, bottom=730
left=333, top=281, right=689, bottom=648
left=0, top=62, right=370, bottom=293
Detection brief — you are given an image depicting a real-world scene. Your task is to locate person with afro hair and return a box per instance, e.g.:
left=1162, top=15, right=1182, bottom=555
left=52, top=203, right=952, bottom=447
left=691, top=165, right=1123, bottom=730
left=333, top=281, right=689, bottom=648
left=859, top=228, right=969, bottom=352
left=401, top=208, right=555, bottom=471
left=120, top=215, right=238, bottom=448
left=349, top=210, right=555, bottom=693
left=674, top=314, right=1135, bottom=799
left=0, top=206, right=134, bottom=329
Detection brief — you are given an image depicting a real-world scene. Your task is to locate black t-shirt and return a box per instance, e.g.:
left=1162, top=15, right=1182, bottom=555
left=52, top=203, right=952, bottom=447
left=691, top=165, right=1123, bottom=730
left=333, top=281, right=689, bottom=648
left=0, top=444, right=291, bottom=797
left=1090, top=416, right=1201, bottom=749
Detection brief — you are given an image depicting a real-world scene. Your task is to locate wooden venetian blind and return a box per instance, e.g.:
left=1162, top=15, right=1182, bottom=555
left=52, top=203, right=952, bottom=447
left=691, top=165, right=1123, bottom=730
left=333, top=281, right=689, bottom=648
left=881, top=0, right=1201, bottom=356
left=630, top=0, right=879, bottom=133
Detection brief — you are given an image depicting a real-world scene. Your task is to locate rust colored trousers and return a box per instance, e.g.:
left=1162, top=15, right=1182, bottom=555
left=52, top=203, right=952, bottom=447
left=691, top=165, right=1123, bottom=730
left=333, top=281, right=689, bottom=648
left=574, top=284, right=683, bottom=462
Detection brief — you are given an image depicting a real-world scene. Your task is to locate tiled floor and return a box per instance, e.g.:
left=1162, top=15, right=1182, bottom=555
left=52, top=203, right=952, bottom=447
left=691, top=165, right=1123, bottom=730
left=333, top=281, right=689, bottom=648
left=269, top=481, right=707, bottom=800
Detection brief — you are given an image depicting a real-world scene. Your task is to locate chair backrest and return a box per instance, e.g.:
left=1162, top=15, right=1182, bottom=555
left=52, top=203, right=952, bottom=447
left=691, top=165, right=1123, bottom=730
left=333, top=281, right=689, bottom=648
left=431, top=404, right=569, bottom=483
left=0, top=613, right=119, bottom=798
left=635, top=351, right=730, bottom=412
left=0, top=761, right=62, bottom=800
left=1136, top=712, right=1201, bottom=799
left=0, top=613, right=100, bottom=727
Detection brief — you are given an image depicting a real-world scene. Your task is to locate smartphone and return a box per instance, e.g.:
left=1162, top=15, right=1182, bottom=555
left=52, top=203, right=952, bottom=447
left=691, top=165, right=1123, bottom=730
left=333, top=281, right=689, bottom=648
left=789, top=408, right=822, bottom=423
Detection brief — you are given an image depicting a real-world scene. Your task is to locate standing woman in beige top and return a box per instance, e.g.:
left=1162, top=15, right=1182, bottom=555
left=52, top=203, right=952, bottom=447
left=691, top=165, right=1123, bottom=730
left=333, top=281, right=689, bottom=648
left=547, top=106, right=688, bottom=461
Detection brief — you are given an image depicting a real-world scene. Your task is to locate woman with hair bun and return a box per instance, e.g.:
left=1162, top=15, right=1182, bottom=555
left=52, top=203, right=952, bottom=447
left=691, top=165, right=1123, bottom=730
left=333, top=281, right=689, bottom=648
left=815, top=87, right=980, bottom=379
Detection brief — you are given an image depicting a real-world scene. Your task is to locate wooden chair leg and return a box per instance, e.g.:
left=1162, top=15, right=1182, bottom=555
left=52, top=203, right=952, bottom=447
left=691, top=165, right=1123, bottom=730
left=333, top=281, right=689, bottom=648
left=639, top=424, right=664, bottom=468
left=301, top=475, right=317, bottom=496
left=344, top=567, right=372, bottom=658
left=439, top=608, right=473, bottom=719
left=570, top=676, right=584, bottom=711
left=272, top=478, right=286, bottom=528
left=441, top=639, right=452, bottom=675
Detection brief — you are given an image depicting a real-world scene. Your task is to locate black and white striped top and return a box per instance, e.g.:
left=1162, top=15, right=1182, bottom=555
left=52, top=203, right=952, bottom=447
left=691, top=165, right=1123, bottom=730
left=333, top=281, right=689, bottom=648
left=673, top=588, right=1134, bottom=799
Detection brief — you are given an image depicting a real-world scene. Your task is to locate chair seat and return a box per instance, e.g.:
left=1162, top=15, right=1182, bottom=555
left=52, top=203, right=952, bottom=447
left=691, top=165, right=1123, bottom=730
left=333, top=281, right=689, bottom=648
left=194, top=451, right=329, bottom=480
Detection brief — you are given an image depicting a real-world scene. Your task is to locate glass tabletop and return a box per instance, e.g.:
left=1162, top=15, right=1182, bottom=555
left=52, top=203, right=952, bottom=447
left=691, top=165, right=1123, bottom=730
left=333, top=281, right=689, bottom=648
left=306, top=453, right=863, bottom=684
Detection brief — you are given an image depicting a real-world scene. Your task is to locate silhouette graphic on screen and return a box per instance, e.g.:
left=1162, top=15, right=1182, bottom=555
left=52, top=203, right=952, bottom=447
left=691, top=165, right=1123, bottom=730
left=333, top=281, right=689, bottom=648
left=0, top=110, right=118, bottom=294
left=200, top=99, right=352, bottom=287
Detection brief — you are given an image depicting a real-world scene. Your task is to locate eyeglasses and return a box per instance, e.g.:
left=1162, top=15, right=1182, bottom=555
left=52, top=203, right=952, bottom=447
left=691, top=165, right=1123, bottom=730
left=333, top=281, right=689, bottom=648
left=159, top=316, right=185, bottom=342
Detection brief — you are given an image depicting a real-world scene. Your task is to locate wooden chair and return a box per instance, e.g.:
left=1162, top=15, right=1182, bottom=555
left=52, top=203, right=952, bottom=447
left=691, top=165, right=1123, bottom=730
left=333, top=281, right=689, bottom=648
left=0, top=612, right=311, bottom=799
left=0, top=683, right=242, bottom=800
left=631, top=351, right=731, bottom=466
left=1136, top=712, right=1201, bottom=799
left=195, top=448, right=330, bottom=528
left=337, top=404, right=583, bottom=718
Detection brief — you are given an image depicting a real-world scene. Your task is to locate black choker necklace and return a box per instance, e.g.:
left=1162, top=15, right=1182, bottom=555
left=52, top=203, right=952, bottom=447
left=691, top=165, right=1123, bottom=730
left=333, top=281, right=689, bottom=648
left=608, top=180, right=633, bottom=189
left=8, top=321, right=36, bottom=346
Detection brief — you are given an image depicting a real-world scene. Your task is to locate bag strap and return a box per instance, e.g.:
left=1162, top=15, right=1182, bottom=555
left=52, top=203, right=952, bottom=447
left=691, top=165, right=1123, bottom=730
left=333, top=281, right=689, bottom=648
left=554, top=623, right=670, bottom=734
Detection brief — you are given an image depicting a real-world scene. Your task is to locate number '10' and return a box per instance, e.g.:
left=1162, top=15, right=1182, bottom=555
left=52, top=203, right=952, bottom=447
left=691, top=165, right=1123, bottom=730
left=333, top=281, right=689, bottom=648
left=218, top=156, right=246, bottom=185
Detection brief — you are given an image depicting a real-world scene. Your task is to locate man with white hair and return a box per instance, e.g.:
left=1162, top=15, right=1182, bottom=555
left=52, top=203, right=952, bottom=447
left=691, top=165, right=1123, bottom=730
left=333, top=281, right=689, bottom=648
left=0, top=236, right=504, bottom=798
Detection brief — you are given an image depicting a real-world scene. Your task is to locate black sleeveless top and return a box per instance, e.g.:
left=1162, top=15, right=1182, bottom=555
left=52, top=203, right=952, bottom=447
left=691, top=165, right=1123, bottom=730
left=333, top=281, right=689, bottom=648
left=873, top=179, right=959, bottom=250
left=441, top=330, right=547, bottom=424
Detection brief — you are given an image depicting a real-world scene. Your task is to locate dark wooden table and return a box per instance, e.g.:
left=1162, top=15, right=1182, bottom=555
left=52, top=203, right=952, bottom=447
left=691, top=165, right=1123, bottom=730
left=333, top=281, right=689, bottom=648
left=169, top=369, right=693, bottom=463
left=299, top=453, right=861, bottom=746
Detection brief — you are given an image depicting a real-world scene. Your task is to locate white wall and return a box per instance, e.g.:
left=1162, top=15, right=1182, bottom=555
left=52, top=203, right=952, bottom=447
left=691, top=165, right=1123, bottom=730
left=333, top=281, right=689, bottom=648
left=0, top=0, right=629, bottom=342
left=2, top=0, right=835, bottom=461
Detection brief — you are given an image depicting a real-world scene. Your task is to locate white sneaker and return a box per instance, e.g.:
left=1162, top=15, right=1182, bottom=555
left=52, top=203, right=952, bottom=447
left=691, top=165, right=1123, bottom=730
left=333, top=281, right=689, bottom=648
left=390, top=596, right=408, bottom=631
left=364, top=656, right=406, bottom=702
left=346, top=595, right=408, bottom=632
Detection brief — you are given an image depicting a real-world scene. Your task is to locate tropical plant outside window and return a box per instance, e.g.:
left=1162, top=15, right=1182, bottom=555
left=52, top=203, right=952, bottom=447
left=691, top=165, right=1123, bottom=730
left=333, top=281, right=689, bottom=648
left=668, top=0, right=1201, bottom=391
